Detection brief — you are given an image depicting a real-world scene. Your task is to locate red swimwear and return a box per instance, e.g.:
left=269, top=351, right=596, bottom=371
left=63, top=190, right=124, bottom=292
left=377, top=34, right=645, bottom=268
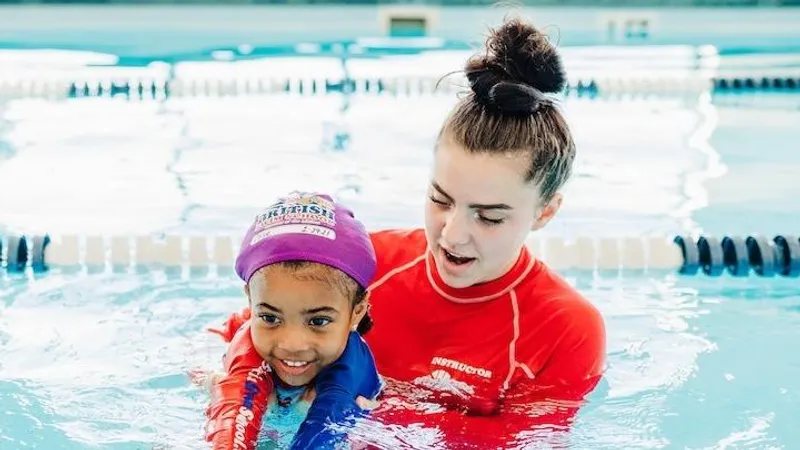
left=206, top=228, right=606, bottom=449
left=205, top=322, right=273, bottom=450
left=361, top=229, right=606, bottom=447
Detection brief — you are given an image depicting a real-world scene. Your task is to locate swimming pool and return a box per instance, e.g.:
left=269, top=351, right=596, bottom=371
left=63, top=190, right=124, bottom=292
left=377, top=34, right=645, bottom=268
left=2, top=9, right=800, bottom=450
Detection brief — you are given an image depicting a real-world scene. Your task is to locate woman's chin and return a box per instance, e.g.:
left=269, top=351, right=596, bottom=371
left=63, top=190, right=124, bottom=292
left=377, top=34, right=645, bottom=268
left=435, top=257, right=479, bottom=288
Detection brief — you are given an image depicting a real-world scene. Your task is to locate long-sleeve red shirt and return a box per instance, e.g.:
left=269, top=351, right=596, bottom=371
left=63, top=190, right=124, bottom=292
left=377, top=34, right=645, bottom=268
left=361, top=228, right=606, bottom=448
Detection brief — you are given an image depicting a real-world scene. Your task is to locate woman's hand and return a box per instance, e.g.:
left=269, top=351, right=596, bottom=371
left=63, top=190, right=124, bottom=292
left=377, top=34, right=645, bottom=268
left=188, top=368, right=225, bottom=394
left=356, top=396, right=379, bottom=410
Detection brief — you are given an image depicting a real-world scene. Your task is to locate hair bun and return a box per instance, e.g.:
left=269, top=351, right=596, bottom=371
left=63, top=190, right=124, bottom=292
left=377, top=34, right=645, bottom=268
left=465, top=18, right=566, bottom=114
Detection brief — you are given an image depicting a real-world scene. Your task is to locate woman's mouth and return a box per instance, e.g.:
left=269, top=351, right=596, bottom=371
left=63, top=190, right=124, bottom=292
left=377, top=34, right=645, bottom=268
left=441, top=247, right=477, bottom=266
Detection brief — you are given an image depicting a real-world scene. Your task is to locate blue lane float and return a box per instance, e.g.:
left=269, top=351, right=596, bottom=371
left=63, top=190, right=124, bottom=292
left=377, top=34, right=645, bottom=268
left=5, top=235, right=27, bottom=272
left=674, top=235, right=700, bottom=275
left=698, top=235, right=725, bottom=277
left=721, top=236, right=750, bottom=277
left=2, top=233, right=799, bottom=278
left=746, top=236, right=777, bottom=277
left=773, top=235, right=800, bottom=278
left=30, top=235, right=50, bottom=272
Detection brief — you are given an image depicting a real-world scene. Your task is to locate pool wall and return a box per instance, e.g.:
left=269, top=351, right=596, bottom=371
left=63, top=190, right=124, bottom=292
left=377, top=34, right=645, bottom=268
left=1, top=5, right=800, bottom=59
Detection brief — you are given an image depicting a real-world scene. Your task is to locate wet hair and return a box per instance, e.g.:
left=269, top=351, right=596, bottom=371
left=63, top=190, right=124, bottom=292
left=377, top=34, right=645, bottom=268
left=256, top=261, right=373, bottom=334
left=439, top=17, right=575, bottom=203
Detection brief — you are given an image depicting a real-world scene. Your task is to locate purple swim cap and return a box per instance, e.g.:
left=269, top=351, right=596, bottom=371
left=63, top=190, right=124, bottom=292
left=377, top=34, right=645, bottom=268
left=235, top=192, right=376, bottom=289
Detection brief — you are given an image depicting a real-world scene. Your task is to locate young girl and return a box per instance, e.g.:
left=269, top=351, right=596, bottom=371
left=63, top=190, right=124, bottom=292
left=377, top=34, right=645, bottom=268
left=195, top=191, right=382, bottom=450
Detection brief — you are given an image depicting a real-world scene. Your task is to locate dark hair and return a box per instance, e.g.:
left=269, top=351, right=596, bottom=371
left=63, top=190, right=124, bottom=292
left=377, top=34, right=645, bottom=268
left=257, top=261, right=373, bottom=335
left=439, top=17, right=575, bottom=203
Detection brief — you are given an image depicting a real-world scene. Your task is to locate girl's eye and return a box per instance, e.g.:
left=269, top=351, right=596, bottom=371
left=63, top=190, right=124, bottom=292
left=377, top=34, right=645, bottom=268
left=258, top=314, right=281, bottom=326
left=309, top=317, right=332, bottom=328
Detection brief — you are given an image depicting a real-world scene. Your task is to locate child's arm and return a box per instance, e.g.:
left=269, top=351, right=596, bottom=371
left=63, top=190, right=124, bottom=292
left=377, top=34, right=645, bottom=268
left=289, top=331, right=382, bottom=450
left=204, top=322, right=274, bottom=450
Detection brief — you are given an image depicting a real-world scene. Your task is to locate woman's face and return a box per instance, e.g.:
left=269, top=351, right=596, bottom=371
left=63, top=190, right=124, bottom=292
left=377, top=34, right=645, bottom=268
left=424, top=136, right=562, bottom=288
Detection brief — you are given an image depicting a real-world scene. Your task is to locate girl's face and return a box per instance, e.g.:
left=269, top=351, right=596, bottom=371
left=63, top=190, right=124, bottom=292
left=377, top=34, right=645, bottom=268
left=424, top=136, right=562, bottom=288
left=246, top=265, right=366, bottom=387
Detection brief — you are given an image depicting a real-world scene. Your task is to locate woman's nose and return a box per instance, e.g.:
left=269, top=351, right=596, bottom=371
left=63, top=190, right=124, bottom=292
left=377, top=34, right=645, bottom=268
left=441, top=210, right=470, bottom=247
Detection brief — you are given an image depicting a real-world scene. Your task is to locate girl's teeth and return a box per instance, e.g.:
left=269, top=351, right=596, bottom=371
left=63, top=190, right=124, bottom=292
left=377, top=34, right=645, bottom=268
left=283, top=360, right=308, bottom=367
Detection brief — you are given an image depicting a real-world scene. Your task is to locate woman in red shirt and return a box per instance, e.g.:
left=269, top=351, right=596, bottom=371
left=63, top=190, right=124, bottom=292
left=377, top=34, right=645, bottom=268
left=359, top=18, right=607, bottom=447
left=206, top=16, right=606, bottom=449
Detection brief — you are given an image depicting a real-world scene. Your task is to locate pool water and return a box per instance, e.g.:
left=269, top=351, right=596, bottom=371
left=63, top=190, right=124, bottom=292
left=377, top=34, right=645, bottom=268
left=2, top=42, right=800, bottom=450
left=2, top=269, right=799, bottom=449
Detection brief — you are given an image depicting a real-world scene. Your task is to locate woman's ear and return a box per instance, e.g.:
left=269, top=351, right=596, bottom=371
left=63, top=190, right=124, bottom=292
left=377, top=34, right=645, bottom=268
left=531, top=193, right=563, bottom=231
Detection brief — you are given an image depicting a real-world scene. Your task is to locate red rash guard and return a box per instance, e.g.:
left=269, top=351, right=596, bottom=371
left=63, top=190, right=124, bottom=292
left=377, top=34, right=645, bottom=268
left=207, top=228, right=606, bottom=449
left=362, top=229, right=606, bottom=448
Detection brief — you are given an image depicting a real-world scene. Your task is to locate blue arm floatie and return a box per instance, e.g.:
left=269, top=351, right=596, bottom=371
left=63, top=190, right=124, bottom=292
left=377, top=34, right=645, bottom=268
left=289, top=332, right=381, bottom=450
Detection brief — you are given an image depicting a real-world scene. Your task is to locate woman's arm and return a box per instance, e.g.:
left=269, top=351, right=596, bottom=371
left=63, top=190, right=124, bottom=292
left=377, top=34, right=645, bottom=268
left=367, top=305, right=606, bottom=448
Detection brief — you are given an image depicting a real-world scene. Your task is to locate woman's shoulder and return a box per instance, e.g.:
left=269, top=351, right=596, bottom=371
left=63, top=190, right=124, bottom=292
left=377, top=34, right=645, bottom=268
left=516, top=261, right=605, bottom=338
left=512, top=263, right=606, bottom=379
left=369, top=228, right=427, bottom=256
left=367, top=228, right=428, bottom=283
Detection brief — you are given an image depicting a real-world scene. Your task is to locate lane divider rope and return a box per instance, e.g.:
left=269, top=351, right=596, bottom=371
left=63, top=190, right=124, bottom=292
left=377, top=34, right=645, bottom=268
left=3, top=74, right=800, bottom=101
left=1, top=233, right=798, bottom=277
left=0, top=75, right=727, bottom=100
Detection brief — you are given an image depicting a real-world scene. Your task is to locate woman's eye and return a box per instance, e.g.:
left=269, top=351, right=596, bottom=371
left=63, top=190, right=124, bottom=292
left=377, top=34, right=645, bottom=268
left=479, top=215, right=505, bottom=226
left=428, top=195, right=448, bottom=206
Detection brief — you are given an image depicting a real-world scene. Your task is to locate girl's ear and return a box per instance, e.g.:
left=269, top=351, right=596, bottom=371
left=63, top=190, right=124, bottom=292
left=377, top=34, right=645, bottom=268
left=349, top=296, right=370, bottom=332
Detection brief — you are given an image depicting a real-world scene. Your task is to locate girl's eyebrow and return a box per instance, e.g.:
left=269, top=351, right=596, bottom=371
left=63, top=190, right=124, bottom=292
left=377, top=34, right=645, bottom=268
left=256, top=303, right=340, bottom=315
left=257, top=302, right=281, bottom=313
left=303, top=306, right=339, bottom=315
